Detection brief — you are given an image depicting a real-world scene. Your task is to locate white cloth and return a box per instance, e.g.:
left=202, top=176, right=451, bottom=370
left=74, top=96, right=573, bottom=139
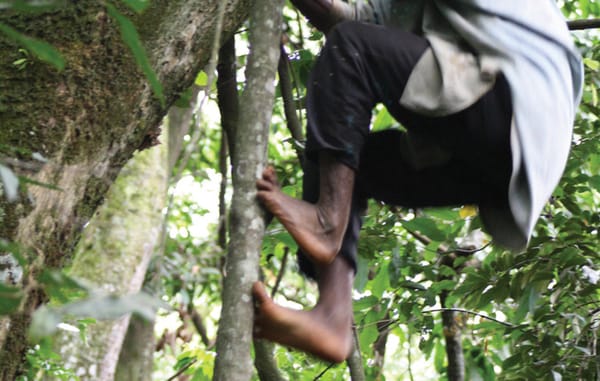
left=353, top=0, right=583, bottom=249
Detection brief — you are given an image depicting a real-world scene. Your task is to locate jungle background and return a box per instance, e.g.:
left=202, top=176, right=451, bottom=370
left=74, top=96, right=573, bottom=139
left=0, top=0, right=599, bottom=380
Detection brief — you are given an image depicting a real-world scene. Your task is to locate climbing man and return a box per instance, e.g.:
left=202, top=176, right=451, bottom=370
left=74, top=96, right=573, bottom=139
left=253, top=0, right=583, bottom=362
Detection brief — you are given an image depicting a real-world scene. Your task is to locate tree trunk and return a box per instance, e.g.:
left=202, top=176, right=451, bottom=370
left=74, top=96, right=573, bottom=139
left=114, top=315, right=156, bottom=381
left=50, top=126, right=168, bottom=381
left=212, top=0, right=284, bottom=379
left=440, top=252, right=465, bottom=381
left=112, top=92, right=200, bottom=381
left=0, top=1, right=251, bottom=378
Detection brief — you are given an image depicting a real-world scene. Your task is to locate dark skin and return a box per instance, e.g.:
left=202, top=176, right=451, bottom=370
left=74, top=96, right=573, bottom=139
left=252, top=0, right=360, bottom=363
left=253, top=153, right=356, bottom=362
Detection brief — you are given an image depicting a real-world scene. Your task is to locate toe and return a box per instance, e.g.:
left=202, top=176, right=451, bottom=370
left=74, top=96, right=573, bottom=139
left=262, top=166, right=278, bottom=184
left=256, top=178, right=273, bottom=191
left=252, top=281, right=270, bottom=305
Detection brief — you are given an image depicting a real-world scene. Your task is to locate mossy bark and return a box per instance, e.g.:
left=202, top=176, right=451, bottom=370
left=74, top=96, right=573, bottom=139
left=50, top=127, right=167, bottom=381
left=0, top=1, right=251, bottom=378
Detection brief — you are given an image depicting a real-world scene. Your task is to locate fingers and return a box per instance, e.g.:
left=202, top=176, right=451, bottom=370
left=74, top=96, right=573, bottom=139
left=256, top=179, right=274, bottom=191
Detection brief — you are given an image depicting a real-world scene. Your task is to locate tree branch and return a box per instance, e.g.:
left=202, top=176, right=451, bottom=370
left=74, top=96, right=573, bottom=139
left=568, top=18, right=600, bottom=31
left=270, top=247, right=289, bottom=298
left=212, top=0, right=284, bottom=378
left=346, top=326, right=366, bottom=381
left=216, top=36, right=238, bottom=252
left=423, top=308, right=516, bottom=328
left=277, top=44, right=305, bottom=165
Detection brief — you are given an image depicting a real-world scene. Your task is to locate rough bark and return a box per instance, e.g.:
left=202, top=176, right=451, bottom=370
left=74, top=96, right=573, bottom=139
left=216, top=37, right=238, bottom=251
left=347, top=331, right=366, bottom=381
left=0, top=1, right=251, bottom=378
left=212, top=0, right=284, bottom=379
left=440, top=254, right=465, bottom=381
left=50, top=127, right=167, bottom=381
left=112, top=94, right=200, bottom=380
left=253, top=340, right=286, bottom=381
left=113, top=315, right=156, bottom=381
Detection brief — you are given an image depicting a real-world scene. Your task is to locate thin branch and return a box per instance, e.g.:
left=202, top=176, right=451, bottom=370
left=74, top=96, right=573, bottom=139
left=423, top=307, right=516, bottom=328
left=439, top=242, right=491, bottom=256
left=568, top=18, right=600, bottom=31
left=166, top=359, right=197, bottom=381
left=313, top=363, right=336, bottom=380
left=271, top=247, right=289, bottom=298
left=253, top=340, right=286, bottom=381
left=278, top=44, right=305, bottom=165
left=189, top=307, right=213, bottom=348
left=171, top=0, right=228, bottom=185
left=346, top=326, right=366, bottom=381
left=408, top=329, right=414, bottom=381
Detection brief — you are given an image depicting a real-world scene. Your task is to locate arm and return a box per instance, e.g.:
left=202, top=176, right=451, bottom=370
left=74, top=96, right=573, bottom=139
left=290, top=0, right=355, bottom=33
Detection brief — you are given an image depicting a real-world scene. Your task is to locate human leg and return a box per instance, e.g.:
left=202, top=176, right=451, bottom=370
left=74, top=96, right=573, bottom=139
left=253, top=254, right=355, bottom=363
left=258, top=21, right=429, bottom=265
left=256, top=151, right=355, bottom=266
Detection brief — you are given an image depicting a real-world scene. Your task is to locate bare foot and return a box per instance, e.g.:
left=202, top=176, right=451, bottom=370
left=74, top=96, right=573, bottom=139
left=252, top=282, right=353, bottom=363
left=256, top=166, right=347, bottom=265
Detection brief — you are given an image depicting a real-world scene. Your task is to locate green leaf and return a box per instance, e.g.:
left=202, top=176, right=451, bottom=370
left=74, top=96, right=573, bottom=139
left=358, top=322, right=378, bottom=351
left=195, top=71, right=208, bottom=87
left=401, top=217, right=446, bottom=242
left=431, top=279, right=457, bottom=293
left=0, top=0, right=64, bottom=12
left=0, top=283, right=23, bottom=315
left=29, top=292, right=169, bottom=341
left=353, top=295, right=378, bottom=311
left=29, top=305, right=63, bottom=342
left=370, top=264, right=390, bottom=299
left=0, top=164, right=19, bottom=201
left=354, top=255, right=370, bottom=292
left=399, top=280, right=427, bottom=291
left=0, top=22, right=65, bottom=70
left=119, top=0, right=149, bottom=13
left=583, top=57, right=599, bottom=71
left=106, top=3, right=165, bottom=106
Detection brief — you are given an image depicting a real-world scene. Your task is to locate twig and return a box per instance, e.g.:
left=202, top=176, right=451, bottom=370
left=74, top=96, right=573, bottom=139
left=408, top=329, right=414, bottom=381
left=271, top=247, right=289, bottom=298
left=313, top=362, right=336, bottom=380
left=423, top=307, right=516, bottom=328
left=166, top=359, right=197, bottom=381
left=439, top=242, right=491, bottom=256
left=346, top=325, right=366, bottom=381
left=278, top=44, right=305, bottom=165
left=568, top=18, right=600, bottom=31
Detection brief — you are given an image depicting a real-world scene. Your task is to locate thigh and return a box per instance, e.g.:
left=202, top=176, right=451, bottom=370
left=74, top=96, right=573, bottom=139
left=305, top=21, right=429, bottom=169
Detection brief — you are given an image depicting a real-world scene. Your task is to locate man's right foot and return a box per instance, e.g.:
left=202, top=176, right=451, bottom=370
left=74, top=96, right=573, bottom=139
left=256, top=166, right=346, bottom=265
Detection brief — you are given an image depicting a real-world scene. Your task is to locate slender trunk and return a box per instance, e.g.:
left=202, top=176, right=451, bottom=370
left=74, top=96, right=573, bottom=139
left=50, top=127, right=168, bottom=381
left=212, top=0, right=284, bottom=379
left=113, top=315, right=156, bottom=381
left=440, top=254, right=464, bottom=381
left=347, top=331, right=366, bottom=381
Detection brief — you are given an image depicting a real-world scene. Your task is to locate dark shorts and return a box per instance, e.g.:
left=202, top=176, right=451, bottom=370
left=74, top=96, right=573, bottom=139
left=298, top=21, right=513, bottom=278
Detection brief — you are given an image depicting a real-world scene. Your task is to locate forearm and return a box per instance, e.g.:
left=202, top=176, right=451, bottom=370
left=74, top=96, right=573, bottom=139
left=290, top=0, right=355, bottom=33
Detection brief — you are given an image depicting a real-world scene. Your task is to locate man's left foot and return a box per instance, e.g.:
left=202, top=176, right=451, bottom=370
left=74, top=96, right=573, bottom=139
left=252, top=281, right=353, bottom=363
